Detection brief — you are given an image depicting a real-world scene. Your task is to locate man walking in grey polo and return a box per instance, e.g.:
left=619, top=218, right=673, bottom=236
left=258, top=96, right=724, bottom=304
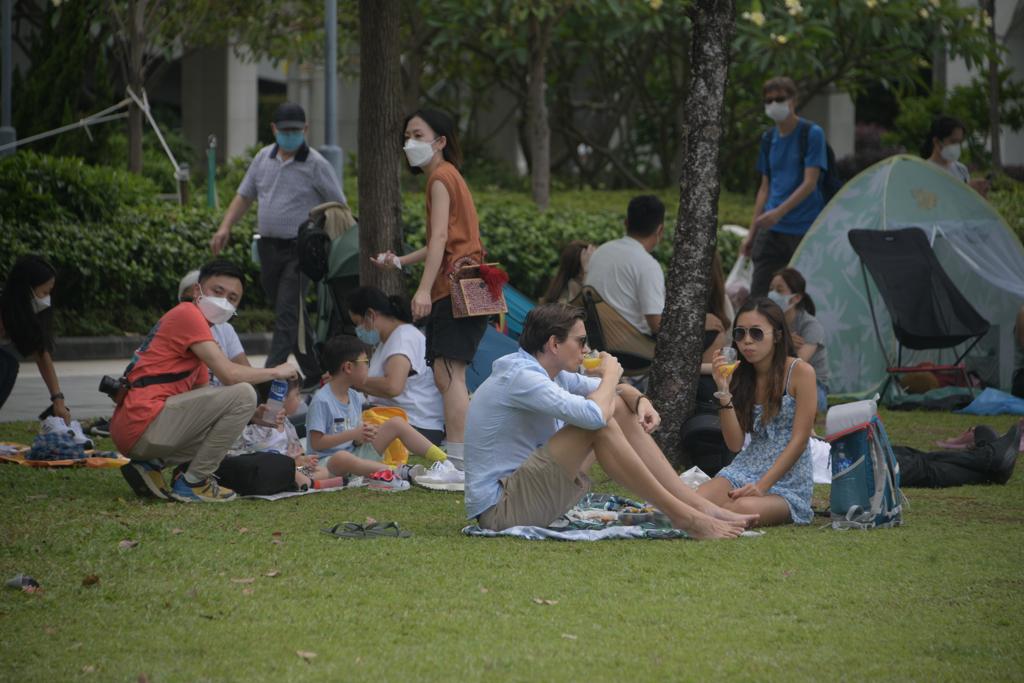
left=210, top=102, right=346, bottom=385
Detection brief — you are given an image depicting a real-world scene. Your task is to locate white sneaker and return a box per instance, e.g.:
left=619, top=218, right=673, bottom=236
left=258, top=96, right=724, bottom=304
left=412, top=459, right=465, bottom=492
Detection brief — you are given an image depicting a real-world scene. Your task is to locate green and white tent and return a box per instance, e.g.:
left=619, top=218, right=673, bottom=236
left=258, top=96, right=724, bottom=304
left=790, top=154, right=1024, bottom=396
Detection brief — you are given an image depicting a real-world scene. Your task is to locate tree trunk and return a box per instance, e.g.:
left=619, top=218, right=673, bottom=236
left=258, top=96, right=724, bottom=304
left=649, top=0, right=734, bottom=468
left=357, top=0, right=405, bottom=294
left=986, top=0, right=1001, bottom=170
left=527, top=13, right=551, bottom=211
left=127, top=0, right=146, bottom=174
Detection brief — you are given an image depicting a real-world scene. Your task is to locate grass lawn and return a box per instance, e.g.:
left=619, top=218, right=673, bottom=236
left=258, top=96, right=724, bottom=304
left=1, top=411, right=1021, bottom=682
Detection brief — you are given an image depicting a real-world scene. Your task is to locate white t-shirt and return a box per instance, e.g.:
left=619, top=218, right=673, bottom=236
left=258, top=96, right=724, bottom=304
left=584, top=236, right=665, bottom=334
left=209, top=322, right=244, bottom=387
left=367, top=324, right=445, bottom=431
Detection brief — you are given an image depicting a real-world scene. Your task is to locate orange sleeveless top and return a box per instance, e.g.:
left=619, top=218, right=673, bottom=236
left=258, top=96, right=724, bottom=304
left=425, top=161, right=484, bottom=302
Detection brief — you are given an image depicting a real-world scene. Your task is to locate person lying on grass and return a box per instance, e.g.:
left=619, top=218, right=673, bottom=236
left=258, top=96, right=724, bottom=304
left=698, top=297, right=816, bottom=527
left=464, top=302, right=757, bottom=539
left=305, top=335, right=447, bottom=491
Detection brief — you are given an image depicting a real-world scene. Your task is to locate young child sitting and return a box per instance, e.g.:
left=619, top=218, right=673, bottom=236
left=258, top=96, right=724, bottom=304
left=306, top=335, right=447, bottom=491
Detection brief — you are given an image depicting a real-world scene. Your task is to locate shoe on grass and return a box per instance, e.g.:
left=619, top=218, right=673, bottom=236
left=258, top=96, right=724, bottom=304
left=170, top=474, right=237, bottom=502
left=367, top=469, right=410, bottom=492
left=411, top=459, right=465, bottom=492
left=988, top=424, right=1020, bottom=486
left=120, top=460, right=170, bottom=500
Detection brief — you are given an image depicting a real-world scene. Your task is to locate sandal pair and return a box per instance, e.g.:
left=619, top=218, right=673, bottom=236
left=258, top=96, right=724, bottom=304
left=320, top=521, right=411, bottom=539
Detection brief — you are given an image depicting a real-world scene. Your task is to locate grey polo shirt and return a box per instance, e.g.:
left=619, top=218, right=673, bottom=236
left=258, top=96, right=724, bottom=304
left=236, top=143, right=346, bottom=239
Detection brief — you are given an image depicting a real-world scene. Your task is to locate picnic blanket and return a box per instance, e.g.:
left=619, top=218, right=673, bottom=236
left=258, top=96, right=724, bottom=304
left=0, top=442, right=128, bottom=469
left=242, top=475, right=368, bottom=501
left=462, top=493, right=765, bottom=541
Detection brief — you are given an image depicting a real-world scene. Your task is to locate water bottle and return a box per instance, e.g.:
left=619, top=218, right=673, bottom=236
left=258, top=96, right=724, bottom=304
left=265, top=379, right=288, bottom=423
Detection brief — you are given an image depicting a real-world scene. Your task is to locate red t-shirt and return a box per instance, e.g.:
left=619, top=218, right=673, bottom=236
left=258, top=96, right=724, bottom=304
left=110, top=303, right=214, bottom=454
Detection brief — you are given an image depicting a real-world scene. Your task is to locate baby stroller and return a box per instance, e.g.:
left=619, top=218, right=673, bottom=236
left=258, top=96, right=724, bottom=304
left=296, top=202, right=361, bottom=363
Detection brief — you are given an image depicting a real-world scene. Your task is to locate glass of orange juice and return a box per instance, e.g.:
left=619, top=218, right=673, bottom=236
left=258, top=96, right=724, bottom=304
left=719, top=347, right=740, bottom=379
left=581, top=351, right=602, bottom=372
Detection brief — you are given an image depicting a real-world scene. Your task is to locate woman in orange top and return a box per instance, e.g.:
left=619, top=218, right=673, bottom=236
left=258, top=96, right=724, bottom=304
left=375, top=109, right=487, bottom=470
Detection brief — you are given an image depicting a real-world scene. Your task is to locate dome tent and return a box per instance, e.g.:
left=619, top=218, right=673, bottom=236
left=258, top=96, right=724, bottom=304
left=790, top=154, right=1024, bottom=396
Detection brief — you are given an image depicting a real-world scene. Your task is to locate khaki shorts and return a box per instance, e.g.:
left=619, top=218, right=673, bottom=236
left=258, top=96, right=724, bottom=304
left=477, top=445, right=591, bottom=530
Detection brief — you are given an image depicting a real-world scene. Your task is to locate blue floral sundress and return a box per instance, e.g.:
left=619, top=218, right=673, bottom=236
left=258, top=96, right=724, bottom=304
left=716, top=359, right=813, bottom=524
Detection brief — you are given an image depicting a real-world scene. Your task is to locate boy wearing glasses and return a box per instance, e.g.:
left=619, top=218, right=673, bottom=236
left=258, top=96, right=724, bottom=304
left=306, top=335, right=446, bottom=490
left=464, top=303, right=756, bottom=539
left=740, top=76, right=828, bottom=298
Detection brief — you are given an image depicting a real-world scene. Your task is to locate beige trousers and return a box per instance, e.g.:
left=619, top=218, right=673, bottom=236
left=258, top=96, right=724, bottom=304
left=129, top=384, right=257, bottom=479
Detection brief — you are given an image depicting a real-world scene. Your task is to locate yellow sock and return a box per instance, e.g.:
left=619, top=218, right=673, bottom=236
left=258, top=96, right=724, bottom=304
left=425, top=445, right=447, bottom=462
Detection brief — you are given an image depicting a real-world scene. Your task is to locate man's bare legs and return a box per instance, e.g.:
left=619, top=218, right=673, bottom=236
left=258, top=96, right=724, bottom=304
left=544, top=422, right=746, bottom=539
left=697, top=477, right=793, bottom=527
left=611, top=397, right=758, bottom=527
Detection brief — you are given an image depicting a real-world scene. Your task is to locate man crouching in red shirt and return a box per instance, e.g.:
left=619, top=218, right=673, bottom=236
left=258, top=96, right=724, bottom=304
left=110, top=260, right=298, bottom=502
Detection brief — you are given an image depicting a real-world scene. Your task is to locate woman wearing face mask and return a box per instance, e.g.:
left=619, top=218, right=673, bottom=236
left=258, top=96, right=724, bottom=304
left=0, top=255, right=70, bottom=422
left=346, top=287, right=446, bottom=445
left=768, top=267, right=829, bottom=412
left=373, top=108, right=487, bottom=469
left=697, top=297, right=817, bottom=527
left=921, top=116, right=989, bottom=196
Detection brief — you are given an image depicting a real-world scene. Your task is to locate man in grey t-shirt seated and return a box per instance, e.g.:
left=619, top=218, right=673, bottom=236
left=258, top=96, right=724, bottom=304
left=464, top=303, right=756, bottom=539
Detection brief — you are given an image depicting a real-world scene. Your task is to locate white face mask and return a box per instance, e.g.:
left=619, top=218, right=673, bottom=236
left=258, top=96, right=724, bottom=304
left=403, top=138, right=436, bottom=167
left=32, top=294, right=51, bottom=313
left=196, top=287, right=236, bottom=325
left=941, top=143, right=962, bottom=163
left=767, top=290, right=795, bottom=313
left=765, top=101, right=790, bottom=123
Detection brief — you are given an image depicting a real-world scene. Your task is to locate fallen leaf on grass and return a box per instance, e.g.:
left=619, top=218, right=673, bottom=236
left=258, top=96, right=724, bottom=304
left=81, top=574, right=100, bottom=587
left=237, top=527, right=249, bottom=534
left=561, top=633, right=578, bottom=640
left=265, top=570, right=281, bottom=578
left=271, top=531, right=283, bottom=545
left=171, top=528, right=184, bottom=535
left=532, top=597, right=559, bottom=606
left=296, top=650, right=317, bottom=663
left=479, top=586, right=489, bottom=594
left=82, top=665, right=96, bottom=673
left=118, top=539, right=139, bottom=550
left=43, top=626, right=57, bottom=636
left=272, top=530, right=283, bottom=537
left=230, top=577, right=256, bottom=584
left=138, top=674, right=151, bottom=683
left=241, top=587, right=254, bottom=596
left=26, top=494, right=47, bottom=500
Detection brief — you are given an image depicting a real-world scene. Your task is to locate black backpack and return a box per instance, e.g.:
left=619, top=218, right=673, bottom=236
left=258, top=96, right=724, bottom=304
left=296, top=215, right=331, bottom=283
left=760, top=118, right=843, bottom=203
left=214, top=452, right=297, bottom=496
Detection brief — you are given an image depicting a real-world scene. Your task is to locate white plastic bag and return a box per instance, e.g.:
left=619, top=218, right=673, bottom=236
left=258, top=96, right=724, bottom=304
left=679, top=466, right=711, bottom=490
left=725, top=255, right=753, bottom=311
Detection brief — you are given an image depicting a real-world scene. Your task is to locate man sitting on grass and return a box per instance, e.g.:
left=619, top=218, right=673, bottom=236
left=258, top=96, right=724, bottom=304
left=111, top=260, right=298, bottom=503
left=464, top=303, right=757, bottom=539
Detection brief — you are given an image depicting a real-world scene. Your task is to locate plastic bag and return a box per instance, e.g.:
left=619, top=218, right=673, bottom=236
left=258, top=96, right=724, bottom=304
left=955, top=387, right=1024, bottom=416
left=725, top=255, right=753, bottom=311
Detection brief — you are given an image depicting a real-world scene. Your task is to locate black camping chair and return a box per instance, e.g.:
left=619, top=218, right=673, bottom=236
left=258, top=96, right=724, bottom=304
left=847, top=228, right=990, bottom=398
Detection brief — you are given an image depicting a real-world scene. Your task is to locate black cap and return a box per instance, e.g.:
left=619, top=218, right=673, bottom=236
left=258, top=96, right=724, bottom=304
left=273, top=102, right=306, bottom=130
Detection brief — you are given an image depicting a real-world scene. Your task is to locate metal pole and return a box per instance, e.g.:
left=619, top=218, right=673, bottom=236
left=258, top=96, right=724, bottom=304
left=0, top=0, right=16, bottom=156
left=207, top=135, right=218, bottom=208
left=320, top=0, right=343, bottom=183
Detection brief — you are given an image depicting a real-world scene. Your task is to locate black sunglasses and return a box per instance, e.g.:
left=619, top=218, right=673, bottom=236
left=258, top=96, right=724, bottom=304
left=763, top=96, right=789, bottom=105
left=733, top=326, right=766, bottom=342
left=570, top=334, right=588, bottom=347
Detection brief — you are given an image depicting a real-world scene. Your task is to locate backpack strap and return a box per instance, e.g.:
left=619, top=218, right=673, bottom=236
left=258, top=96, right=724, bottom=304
left=759, top=128, right=773, bottom=179
left=784, top=358, right=801, bottom=394
left=797, top=117, right=809, bottom=169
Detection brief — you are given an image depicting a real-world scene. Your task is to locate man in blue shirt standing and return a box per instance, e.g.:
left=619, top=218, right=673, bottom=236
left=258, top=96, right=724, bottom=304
left=464, top=303, right=756, bottom=539
left=740, top=77, right=828, bottom=298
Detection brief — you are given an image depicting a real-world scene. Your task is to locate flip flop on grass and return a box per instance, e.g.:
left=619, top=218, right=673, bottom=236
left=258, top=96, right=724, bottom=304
left=320, top=521, right=412, bottom=539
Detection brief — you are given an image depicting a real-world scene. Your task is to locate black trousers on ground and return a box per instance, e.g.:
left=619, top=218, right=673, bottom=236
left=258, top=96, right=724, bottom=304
left=895, top=445, right=996, bottom=488
left=0, top=347, right=19, bottom=413
left=750, top=230, right=805, bottom=299
left=258, top=237, right=321, bottom=380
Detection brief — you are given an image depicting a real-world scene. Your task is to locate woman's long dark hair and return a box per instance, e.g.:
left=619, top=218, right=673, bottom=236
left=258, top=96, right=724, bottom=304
left=403, top=108, right=462, bottom=174
left=347, top=286, right=413, bottom=324
left=730, top=297, right=793, bottom=433
left=541, top=240, right=593, bottom=304
left=773, top=267, right=815, bottom=316
left=1, top=254, right=56, bottom=357
left=920, top=115, right=964, bottom=159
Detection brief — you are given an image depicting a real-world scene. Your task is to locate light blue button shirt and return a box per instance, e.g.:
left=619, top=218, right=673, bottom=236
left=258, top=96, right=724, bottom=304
left=464, top=349, right=606, bottom=519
